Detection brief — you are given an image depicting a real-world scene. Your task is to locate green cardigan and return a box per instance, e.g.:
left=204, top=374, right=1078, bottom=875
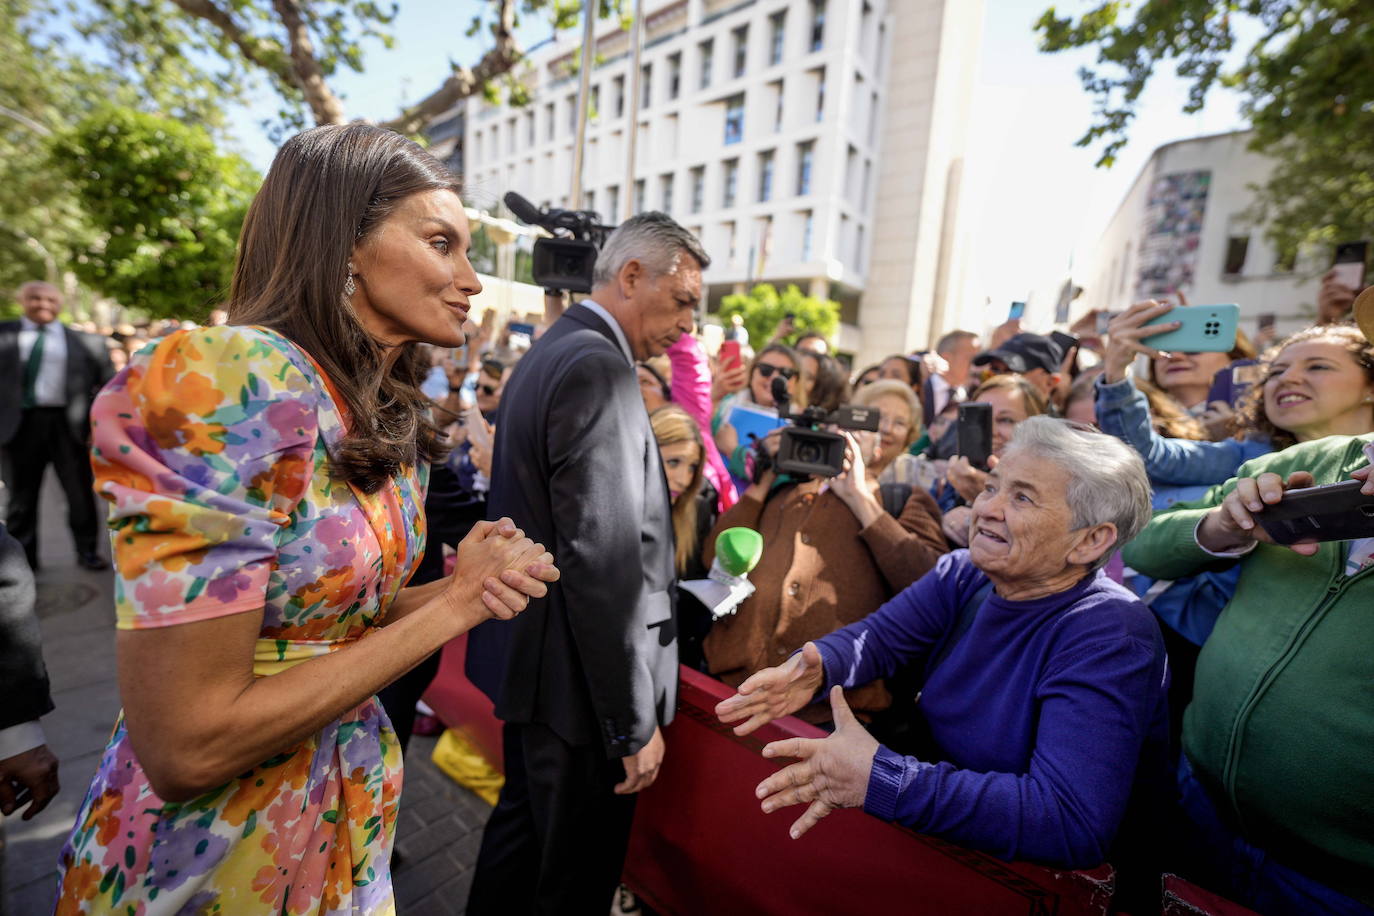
left=1123, top=433, right=1374, bottom=905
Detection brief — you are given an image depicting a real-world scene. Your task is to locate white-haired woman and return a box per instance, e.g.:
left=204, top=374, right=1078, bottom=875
left=716, top=418, right=1168, bottom=886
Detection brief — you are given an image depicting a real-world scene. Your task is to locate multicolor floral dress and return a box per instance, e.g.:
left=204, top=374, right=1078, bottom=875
left=54, top=325, right=426, bottom=915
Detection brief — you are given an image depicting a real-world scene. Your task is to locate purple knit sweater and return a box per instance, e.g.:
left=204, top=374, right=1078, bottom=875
left=816, top=550, right=1169, bottom=867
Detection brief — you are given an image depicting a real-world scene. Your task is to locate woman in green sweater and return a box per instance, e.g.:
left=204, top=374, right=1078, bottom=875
left=1122, top=322, right=1374, bottom=916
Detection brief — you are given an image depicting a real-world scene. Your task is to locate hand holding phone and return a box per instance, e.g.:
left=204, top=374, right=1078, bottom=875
left=1139, top=303, right=1239, bottom=354
left=720, top=339, right=743, bottom=372
left=1008, top=301, right=1026, bottom=321
left=1255, top=479, right=1374, bottom=545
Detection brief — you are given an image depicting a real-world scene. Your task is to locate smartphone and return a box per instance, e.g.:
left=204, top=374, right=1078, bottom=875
left=1008, top=301, right=1026, bottom=321
left=1255, top=479, right=1374, bottom=545
left=1140, top=304, right=1240, bottom=353
left=956, top=402, right=993, bottom=471
left=1258, top=313, right=1276, bottom=333
left=507, top=321, right=537, bottom=337
left=1331, top=241, right=1368, bottom=290
left=1206, top=359, right=1262, bottom=407
left=719, top=339, right=743, bottom=372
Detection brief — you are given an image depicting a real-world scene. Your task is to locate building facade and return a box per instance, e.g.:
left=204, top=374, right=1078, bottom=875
left=448, top=0, right=982, bottom=365
left=1076, top=130, right=1329, bottom=336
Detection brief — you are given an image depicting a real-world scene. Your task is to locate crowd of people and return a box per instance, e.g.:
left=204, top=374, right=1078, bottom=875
left=1, top=121, right=1372, bottom=916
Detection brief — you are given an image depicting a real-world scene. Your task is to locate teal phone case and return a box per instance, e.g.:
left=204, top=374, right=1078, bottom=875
left=1140, top=304, right=1240, bottom=353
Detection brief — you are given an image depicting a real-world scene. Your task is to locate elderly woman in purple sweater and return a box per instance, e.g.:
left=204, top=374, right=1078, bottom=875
left=717, top=417, right=1168, bottom=872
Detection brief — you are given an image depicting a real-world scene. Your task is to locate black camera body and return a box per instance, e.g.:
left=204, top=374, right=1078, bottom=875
left=505, top=192, right=614, bottom=293
left=757, top=376, right=881, bottom=479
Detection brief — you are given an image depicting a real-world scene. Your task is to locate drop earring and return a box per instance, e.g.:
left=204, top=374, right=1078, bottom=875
left=343, top=263, right=357, bottom=298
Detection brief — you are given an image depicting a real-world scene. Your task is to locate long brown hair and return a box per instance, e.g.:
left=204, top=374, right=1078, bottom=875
left=1239, top=323, right=1374, bottom=450
left=650, top=405, right=706, bottom=575
left=229, top=123, right=457, bottom=492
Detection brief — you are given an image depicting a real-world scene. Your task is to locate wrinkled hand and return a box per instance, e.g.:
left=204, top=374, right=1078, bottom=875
left=941, top=505, right=973, bottom=547
left=828, top=432, right=871, bottom=503
left=1318, top=269, right=1358, bottom=324
left=448, top=518, right=559, bottom=626
left=0, top=744, right=59, bottom=820
left=615, top=726, right=665, bottom=795
left=1352, top=465, right=1374, bottom=496
left=1103, top=300, right=1184, bottom=382
left=716, top=642, right=825, bottom=736
left=945, top=454, right=994, bottom=505
left=1197, top=471, right=1319, bottom=556
left=755, top=687, right=879, bottom=839
left=712, top=363, right=749, bottom=404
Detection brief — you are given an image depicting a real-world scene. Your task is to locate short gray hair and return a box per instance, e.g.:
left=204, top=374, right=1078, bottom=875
left=592, top=211, right=710, bottom=288
left=1003, top=416, right=1153, bottom=570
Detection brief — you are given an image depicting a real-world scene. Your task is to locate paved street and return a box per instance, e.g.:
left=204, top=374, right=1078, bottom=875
left=1, top=472, right=493, bottom=915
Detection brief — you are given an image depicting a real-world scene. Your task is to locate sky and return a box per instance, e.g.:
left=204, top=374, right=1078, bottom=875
left=220, top=0, right=1251, bottom=333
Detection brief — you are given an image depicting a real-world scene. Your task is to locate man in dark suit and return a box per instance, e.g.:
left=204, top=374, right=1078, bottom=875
left=0, top=282, right=115, bottom=570
left=0, top=521, right=60, bottom=824
left=466, top=213, right=709, bottom=914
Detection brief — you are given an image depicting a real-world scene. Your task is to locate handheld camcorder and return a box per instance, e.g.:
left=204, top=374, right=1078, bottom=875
left=504, top=191, right=615, bottom=293
left=753, top=376, right=880, bottom=480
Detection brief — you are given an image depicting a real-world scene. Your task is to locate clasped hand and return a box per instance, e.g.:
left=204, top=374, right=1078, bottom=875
left=448, top=518, right=559, bottom=624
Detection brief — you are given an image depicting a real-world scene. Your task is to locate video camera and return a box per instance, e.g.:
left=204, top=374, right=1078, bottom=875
left=504, top=191, right=615, bottom=293
left=754, top=376, right=880, bottom=480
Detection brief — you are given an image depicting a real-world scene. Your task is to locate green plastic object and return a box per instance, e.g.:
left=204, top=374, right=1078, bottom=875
left=714, top=527, right=763, bottom=577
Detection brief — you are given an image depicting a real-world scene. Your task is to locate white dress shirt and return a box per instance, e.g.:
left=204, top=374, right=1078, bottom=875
left=18, top=317, right=68, bottom=407
left=578, top=299, right=634, bottom=367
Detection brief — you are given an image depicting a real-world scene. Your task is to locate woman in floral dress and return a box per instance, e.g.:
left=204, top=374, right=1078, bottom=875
left=54, top=124, right=557, bottom=915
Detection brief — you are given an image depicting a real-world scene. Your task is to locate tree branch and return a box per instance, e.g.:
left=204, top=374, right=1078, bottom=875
left=166, top=0, right=294, bottom=85
left=379, top=0, right=520, bottom=136
left=270, top=0, right=347, bottom=125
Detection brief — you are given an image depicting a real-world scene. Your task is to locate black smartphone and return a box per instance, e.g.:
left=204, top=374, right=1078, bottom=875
left=956, top=402, right=993, bottom=471
left=1255, top=479, right=1374, bottom=545
left=1332, top=242, right=1368, bottom=290
left=1258, top=313, right=1276, bottom=333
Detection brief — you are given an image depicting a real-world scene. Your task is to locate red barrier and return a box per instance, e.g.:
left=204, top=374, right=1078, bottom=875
left=426, top=657, right=1117, bottom=915
left=622, top=666, right=1116, bottom=916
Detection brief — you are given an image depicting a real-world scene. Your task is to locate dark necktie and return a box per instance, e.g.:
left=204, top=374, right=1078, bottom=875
left=21, top=324, right=47, bottom=409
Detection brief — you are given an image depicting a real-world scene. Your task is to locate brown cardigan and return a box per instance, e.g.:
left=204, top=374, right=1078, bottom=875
left=701, top=480, right=947, bottom=721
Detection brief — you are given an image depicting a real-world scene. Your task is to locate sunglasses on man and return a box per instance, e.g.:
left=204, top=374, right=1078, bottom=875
left=755, top=363, right=797, bottom=381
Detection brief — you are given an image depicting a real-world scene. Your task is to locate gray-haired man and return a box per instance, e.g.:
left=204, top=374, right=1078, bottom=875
left=467, top=213, right=709, bottom=913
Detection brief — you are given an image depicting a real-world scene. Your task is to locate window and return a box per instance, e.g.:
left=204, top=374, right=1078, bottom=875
left=770, top=11, right=787, bottom=66
left=722, top=159, right=739, bottom=208
left=726, top=220, right=738, bottom=263
left=801, top=210, right=814, bottom=260
left=810, top=0, right=826, bottom=52
left=1224, top=236, right=1249, bottom=276
left=508, top=116, right=517, bottom=153
left=634, top=178, right=646, bottom=214
left=567, top=94, right=577, bottom=134
left=855, top=224, right=866, bottom=270
left=668, top=52, right=681, bottom=100
left=545, top=102, right=556, bottom=140
left=614, top=75, right=625, bottom=118
left=590, top=85, right=600, bottom=121
left=490, top=124, right=499, bottom=159
left=526, top=110, right=535, bottom=145
left=690, top=166, right=705, bottom=214
left=868, top=89, right=880, bottom=143
left=862, top=158, right=872, bottom=202
left=724, top=94, right=745, bottom=145
left=796, top=141, right=814, bottom=195
left=641, top=63, right=652, bottom=108
left=771, top=79, right=785, bottom=131
left=845, top=144, right=858, bottom=197
left=585, top=189, right=596, bottom=214
left=757, top=149, right=775, bottom=202
left=698, top=39, right=714, bottom=89
left=732, top=26, right=749, bottom=78
left=660, top=173, right=674, bottom=213
left=607, top=184, right=620, bottom=220
left=813, top=67, right=826, bottom=121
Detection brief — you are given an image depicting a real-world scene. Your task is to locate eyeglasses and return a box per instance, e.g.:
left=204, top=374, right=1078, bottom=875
left=755, top=363, right=797, bottom=381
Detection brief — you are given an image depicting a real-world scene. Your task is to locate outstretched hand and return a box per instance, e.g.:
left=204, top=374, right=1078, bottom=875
left=715, top=642, right=825, bottom=736
left=755, top=686, right=879, bottom=839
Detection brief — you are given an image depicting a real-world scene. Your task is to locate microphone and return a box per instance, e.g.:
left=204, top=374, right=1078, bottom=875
left=770, top=374, right=789, bottom=408
left=678, top=528, right=764, bottom=620
left=503, top=191, right=546, bottom=228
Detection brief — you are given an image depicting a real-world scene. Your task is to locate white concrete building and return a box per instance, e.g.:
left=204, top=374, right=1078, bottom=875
left=1075, top=130, right=1330, bottom=336
left=452, top=0, right=983, bottom=366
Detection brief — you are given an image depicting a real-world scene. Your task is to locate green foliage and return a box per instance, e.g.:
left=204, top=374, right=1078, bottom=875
left=50, top=105, right=259, bottom=320
left=718, top=283, right=840, bottom=352
left=1036, top=0, right=1374, bottom=254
